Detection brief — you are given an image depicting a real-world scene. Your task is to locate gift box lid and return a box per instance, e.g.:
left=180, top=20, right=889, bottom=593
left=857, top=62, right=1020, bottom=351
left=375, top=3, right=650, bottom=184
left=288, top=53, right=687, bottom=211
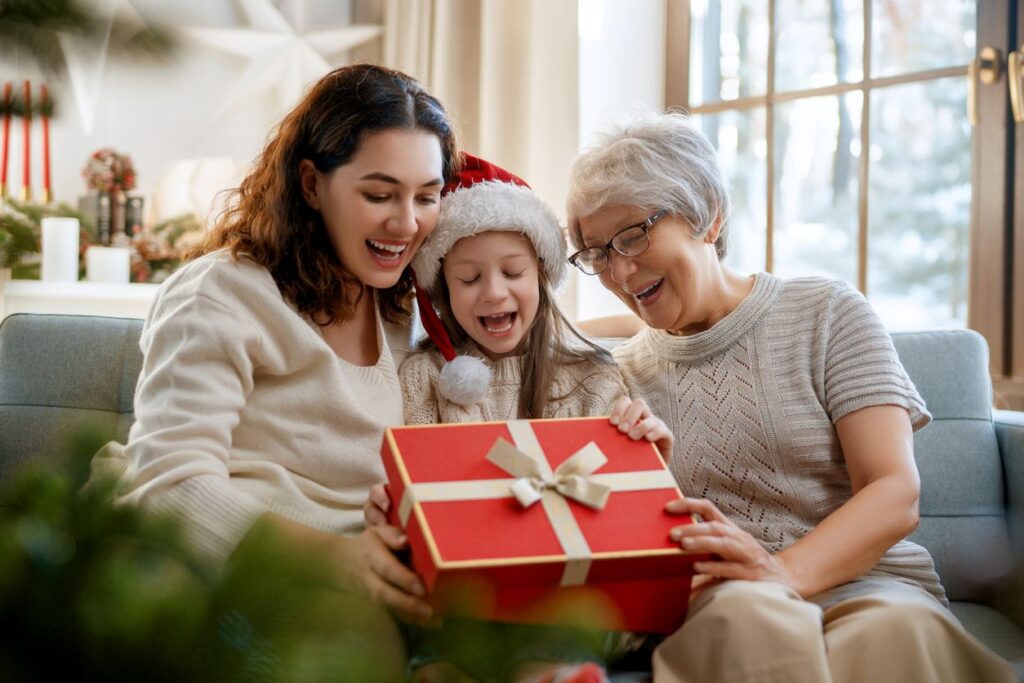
left=382, top=417, right=696, bottom=581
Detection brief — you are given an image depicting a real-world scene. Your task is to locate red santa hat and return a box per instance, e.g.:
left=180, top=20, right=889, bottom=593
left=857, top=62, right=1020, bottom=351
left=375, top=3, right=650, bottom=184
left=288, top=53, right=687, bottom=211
left=410, top=153, right=567, bottom=407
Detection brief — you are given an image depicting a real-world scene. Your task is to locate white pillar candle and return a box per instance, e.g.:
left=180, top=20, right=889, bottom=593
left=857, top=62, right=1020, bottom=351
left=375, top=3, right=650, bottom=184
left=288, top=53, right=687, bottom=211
left=86, top=246, right=131, bottom=284
left=41, top=217, right=80, bottom=282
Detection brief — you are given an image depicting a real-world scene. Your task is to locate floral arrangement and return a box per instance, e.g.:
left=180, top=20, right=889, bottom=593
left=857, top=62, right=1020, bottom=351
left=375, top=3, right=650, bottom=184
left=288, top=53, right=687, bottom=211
left=127, top=213, right=203, bottom=283
left=82, top=147, right=137, bottom=194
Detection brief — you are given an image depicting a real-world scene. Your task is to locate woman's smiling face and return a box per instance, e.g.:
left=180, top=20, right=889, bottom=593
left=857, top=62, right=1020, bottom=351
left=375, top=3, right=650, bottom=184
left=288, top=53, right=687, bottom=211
left=578, top=205, right=722, bottom=333
left=303, top=128, right=445, bottom=290
left=442, top=231, right=540, bottom=360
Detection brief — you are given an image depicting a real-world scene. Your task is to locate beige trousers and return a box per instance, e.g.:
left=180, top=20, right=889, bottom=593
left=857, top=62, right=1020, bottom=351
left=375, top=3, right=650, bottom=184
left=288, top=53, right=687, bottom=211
left=652, top=578, right=1016, bottom=683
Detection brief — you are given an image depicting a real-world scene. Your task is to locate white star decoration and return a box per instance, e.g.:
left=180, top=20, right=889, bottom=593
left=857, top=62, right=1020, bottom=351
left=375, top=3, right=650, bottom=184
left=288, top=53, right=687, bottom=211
left=58, top=0, right=129, bottom=135
left=187, top=0, right=382, bottom=121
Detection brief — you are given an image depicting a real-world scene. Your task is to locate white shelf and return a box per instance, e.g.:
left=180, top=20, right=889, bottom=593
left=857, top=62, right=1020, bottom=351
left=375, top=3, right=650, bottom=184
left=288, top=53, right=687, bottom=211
left=0, top=278, right=159, bottom=320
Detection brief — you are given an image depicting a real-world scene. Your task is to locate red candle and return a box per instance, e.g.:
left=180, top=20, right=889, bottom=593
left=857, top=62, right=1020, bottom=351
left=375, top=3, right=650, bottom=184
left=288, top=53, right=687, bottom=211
left=1, top=82, right=10, bottom=197
left=21, top=80, right=30, bottom=201
left=41, top=84, right=51, bottom=203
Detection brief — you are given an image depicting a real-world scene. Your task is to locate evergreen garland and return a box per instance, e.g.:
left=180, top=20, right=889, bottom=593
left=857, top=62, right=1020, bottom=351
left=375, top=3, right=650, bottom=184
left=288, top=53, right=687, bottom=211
left=0, top=0, right=176, bottom=76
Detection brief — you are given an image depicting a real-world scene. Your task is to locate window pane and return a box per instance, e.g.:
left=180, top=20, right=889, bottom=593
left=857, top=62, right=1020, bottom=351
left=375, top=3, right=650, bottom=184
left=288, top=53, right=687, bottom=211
left=776, top=0, right=864, bottom=92
left=693, top=108, right=768, bottom=275
left=872, top=0, right=975, bottom=78
left=689, top=0, right=769, bottom=106
left=868, top=78, right=969, bottom=330
left=773, top=94, right=861, bottom=283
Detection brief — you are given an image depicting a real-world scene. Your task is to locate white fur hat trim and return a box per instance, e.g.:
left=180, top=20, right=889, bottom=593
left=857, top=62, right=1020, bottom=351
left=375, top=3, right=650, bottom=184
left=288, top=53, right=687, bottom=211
left=412, top=180, right=567, bottom=296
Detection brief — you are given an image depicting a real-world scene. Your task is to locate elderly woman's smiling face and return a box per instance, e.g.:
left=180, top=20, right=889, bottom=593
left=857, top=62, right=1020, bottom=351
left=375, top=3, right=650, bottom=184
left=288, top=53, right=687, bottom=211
left=578, top=205, right=725, bottom=334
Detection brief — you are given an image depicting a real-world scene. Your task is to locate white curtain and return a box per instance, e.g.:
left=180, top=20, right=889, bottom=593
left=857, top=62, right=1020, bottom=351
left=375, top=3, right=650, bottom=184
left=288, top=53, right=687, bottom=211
left=383, top=0, right=580, bottom=223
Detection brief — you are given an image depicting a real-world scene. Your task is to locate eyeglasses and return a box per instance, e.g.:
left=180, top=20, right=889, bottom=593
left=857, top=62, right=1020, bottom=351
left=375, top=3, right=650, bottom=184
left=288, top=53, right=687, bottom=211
left=568, top=210, right=669, bottom=276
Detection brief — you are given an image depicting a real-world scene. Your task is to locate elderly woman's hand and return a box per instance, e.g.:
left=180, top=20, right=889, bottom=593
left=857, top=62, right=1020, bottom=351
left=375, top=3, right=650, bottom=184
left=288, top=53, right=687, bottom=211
left=666, top=497, right=797, bottom=589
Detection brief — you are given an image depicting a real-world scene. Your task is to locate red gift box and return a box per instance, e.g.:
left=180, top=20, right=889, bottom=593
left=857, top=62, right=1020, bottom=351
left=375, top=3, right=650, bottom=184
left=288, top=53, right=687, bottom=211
left=380, top=416, right=701, bottom=633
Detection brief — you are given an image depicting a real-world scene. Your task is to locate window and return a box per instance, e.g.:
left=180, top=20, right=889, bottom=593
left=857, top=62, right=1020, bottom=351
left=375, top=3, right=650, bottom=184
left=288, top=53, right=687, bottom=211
left=666, top=0, right=1023, bottom=408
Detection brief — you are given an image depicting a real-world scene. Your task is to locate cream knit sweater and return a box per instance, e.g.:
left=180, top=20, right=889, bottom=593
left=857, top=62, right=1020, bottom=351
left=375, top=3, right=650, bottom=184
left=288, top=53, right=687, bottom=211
left=613, top=272, right=947, bottom=604
left=400, top=344, right=628, bottom=424
left=120, top=251, right=410, bottom=563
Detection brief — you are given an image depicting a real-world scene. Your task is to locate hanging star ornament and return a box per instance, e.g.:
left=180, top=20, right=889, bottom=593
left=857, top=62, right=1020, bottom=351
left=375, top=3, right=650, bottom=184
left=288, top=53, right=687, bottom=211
left=186, top=0, right=382, bottom=122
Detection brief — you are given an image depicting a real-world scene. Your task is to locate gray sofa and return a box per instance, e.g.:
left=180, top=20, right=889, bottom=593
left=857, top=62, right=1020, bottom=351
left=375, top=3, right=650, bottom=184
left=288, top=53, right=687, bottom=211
left=1, top=313, right=1023, bottom=677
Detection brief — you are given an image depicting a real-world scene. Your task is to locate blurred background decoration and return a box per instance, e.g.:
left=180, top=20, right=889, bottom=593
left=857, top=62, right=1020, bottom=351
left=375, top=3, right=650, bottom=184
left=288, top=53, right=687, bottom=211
left=0, top=426, right=408, bottom=682
left=0, top=0, right=175, bottom=77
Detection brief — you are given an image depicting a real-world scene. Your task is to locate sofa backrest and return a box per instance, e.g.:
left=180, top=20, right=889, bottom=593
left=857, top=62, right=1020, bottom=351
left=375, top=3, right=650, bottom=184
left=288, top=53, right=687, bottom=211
left=893, top=330, right=1011, bottom=603
left=0, top=315, right=1011, bottom=604
left=0, top=313, right=143, bottom=484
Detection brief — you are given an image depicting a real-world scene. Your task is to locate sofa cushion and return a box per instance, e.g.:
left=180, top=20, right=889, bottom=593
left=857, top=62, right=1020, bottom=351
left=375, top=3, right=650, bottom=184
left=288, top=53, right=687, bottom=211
left=950, top=602, right=1024, bottom=679
left=0, top=313, right=143, bottom=483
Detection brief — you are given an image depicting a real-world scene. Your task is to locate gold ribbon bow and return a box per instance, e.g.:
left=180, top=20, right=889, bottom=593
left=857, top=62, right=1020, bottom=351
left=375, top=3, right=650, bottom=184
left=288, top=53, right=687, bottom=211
left=486, top=437, right=612, bottom=510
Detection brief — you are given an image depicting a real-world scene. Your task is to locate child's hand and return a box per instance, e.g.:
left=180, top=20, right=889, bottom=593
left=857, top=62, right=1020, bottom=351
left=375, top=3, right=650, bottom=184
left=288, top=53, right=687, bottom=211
left=609, top=395, right=674, bottom=460
left=364, top=483, right=392, bottom=527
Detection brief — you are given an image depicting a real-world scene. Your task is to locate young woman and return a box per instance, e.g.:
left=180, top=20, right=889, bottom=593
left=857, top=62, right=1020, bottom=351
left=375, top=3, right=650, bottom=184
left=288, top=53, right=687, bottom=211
left=117, top=64, right=458, bottom=634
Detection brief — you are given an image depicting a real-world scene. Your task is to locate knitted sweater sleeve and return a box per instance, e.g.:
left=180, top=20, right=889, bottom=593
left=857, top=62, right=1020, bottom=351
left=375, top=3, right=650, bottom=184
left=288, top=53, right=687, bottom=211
left=400, top=351, right=443, bottom=425
left=122, top=283, right=272, bottom=563
left=549, top=359, right=630, bottom=418
left=822, top=281, right=931, bottom=430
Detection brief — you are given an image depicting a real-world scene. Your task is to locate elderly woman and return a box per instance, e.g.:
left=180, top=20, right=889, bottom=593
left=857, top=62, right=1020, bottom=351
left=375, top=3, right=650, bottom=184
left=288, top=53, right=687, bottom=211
left=567, top=112, right=1014, bottom=683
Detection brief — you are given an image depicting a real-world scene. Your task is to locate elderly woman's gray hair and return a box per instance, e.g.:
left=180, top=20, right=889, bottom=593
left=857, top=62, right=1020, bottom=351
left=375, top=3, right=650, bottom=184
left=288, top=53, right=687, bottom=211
left=566, top=111, right=731, bottom=260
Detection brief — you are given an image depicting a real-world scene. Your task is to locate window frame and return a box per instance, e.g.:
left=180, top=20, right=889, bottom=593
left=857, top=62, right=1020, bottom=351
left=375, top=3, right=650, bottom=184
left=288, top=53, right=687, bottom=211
left=667, top=0, right=1023, bottom=408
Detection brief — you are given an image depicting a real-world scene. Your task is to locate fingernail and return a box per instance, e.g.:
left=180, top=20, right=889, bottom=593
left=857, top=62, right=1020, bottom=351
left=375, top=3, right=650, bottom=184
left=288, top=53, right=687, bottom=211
left=609, top=415, right=619, bottom=425
left=670, top=529, right=682, bottom=541
left=681, top=538, right=693, bottom=548
left=412, top=582, right=425, bottom=597
left=398, top=534, right=407, bottom=544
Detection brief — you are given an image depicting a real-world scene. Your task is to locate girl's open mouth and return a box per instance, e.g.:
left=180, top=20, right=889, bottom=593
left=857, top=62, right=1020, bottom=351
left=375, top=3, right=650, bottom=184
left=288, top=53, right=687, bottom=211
left=479, top=312, right=516, bottom=334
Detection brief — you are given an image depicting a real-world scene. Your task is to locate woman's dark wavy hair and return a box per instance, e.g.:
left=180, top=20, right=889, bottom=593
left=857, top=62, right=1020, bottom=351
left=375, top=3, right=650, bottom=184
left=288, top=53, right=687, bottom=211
left=191, top=63, right=459, bottom=325
left=423, top=265, right=616, bottom=419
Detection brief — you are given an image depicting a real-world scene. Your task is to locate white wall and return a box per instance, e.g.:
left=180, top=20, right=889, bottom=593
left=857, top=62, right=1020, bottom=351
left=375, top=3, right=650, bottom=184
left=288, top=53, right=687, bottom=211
left=1, top=0, right=358, bottom=223
left=575, top=0, right=666, bottom=321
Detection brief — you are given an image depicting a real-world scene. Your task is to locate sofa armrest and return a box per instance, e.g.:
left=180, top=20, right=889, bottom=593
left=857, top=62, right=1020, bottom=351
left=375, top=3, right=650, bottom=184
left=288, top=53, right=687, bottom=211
left=997, top=410, right=1024, bottom=513
left=995, top=410, right=1024, bottom=627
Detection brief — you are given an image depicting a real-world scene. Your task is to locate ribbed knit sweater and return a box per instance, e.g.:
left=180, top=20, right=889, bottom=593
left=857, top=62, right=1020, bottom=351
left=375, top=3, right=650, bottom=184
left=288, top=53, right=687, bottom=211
left=119, top=251, right=410, bottom=563
left=400, top=344, right=628, bottom=424
left=612, top=272, right=947, bottom=603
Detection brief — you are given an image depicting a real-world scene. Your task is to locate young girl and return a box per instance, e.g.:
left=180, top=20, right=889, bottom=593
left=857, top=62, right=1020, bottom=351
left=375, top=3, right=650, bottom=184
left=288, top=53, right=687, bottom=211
left=401, top=154, right=672, bottom=443
left=367, top=155, right=672, bottom=683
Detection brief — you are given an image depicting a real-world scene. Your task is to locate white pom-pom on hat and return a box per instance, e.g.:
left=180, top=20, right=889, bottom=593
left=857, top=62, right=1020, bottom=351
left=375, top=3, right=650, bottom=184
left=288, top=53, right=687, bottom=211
left=438, top=355, right=492, bottom=407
